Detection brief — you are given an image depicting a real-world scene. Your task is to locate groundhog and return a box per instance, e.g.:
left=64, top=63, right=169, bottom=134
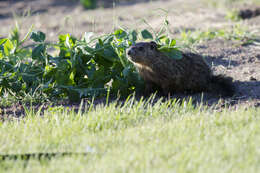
left=127, top=41, right=235, bottom=97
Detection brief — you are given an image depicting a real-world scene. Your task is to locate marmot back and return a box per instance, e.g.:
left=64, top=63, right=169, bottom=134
left=127, top=41, right=235, bottom=97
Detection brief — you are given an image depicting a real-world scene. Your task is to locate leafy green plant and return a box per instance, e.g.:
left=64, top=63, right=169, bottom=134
left=0, top=24, right=36, bottom=100
left=0, top=21, right=181, bottom=102
left=80, top=0, right=97, bottom=9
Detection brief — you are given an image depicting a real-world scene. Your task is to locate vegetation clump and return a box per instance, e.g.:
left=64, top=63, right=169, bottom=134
left=80, top=0, right=97, bottom=9
left=0, top=21, right=180, bottom=101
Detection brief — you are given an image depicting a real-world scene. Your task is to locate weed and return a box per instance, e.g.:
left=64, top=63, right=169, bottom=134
left=178, top=24, right=258, bottom=47
left=0, top=22, right=180, bottom=102
left=80, top=0, right=97, bottom=9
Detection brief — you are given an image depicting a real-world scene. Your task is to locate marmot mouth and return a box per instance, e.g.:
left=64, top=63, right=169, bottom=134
left=127, top=56, right=134, bottom=62
left=127, top=54, right=137, bottom=63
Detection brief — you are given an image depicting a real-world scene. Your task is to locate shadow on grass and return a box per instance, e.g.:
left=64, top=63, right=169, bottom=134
left=1, top=79, right=259, bottom=119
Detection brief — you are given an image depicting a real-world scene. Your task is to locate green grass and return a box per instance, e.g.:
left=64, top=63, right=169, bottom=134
left=0, top=97, right=260, bottom=172
left=178, top=24, right=259, bottom=47
left=203, top=0, right=260, bottom=8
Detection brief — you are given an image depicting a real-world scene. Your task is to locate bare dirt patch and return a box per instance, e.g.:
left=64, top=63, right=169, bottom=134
left=196, top=39, right=260, bottom=107
left=0, top=0, right=260, bottom=117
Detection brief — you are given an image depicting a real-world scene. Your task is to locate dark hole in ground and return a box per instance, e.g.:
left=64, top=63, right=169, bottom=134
left=238, top=7, right=260, bottom=19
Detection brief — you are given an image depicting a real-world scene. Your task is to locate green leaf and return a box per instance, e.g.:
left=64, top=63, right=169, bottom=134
left=60, top=34, right=76, bottom=49
left=129, top=30, right=138, bottom=43
left=122, top=66, right=131, bottom=77
left=164, top=19, right=169, bottom=26
left=10, top=25, right=20, bottom=46
left=22, top=73, right=36, bottom=83
left=65, top=35, right=71, bottom=48
left=32, top=43, right=46, bottom=60
left=66, top=59, right=73, bottom=68
left=114, top=29, right=127, bottom=40
left=141, top=29, right=153, bottom=40
left=83, top=32, right=94, bottom=43
left=80, top=0, right=97, bottom=9
left=3, top=39, right=14, bottom=56
left=59, top=34, right=68, bottom=43
left=69, top=71, right=76, bottom=85
left=98, top=39, right=103, bottom=46
left=158, top=35, right=167, bottom=43
left=103, top=47, right=118, bottom=62
left=103, top=35, right=114, bottom=44
left=0, top=38, right=8, bottom=47
left=169, top=39, right=176, bottom=47
left=81, top=45, right=95, bottom=55
left=30, top=31, right=46, bottom=42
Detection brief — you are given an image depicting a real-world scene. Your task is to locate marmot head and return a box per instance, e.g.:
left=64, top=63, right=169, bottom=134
left=127, top=41, right=158, bottom=64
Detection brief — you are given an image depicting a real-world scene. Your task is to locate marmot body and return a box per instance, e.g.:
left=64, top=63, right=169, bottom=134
left=127, top=41, right=235, bottom=97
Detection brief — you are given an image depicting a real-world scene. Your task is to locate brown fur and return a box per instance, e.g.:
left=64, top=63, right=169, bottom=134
left=127, top=41, right=235, bottom=96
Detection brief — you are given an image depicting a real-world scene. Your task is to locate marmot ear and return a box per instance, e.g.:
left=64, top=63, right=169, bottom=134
left=150, top=41, right=157, bottom=50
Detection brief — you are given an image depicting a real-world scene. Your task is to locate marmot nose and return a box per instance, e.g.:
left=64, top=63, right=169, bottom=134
left=127, top=50, right=132, bottom=56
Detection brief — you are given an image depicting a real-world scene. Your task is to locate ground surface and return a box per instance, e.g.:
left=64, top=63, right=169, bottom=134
left=0, top=0, right=260, bottom=115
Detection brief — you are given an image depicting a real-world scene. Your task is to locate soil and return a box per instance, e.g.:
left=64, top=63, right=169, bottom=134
left=0, top=0, right=260, bottom=117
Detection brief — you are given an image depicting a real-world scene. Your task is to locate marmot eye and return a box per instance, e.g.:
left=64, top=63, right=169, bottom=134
left=150, top=41, right=157, bottom=50
left=138, top=47, right=144, bottom=51
left=150, top=44, right=155, bottom=50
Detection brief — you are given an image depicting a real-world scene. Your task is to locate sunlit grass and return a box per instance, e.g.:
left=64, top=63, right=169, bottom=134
left=0, top=97, right=260, bottom=173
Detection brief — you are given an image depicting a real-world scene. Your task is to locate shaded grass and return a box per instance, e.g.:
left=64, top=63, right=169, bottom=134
left=0, top=97, right=260, bottom=172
